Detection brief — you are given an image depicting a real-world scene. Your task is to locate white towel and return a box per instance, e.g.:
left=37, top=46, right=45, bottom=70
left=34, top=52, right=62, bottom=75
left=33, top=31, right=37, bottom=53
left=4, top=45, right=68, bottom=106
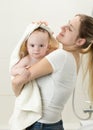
left=9, top=23, right=53, bottom=130
left=9, top=80, right=42, bottom=130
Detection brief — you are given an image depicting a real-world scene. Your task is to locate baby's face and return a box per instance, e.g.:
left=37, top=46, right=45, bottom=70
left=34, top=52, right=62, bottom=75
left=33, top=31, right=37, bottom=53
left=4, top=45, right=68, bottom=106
left=27, top=31, right=49, bottom=60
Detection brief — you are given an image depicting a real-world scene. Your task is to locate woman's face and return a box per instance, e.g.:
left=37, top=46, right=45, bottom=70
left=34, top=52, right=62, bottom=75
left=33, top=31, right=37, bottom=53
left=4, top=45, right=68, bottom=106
left=56, top=16, right=81, bottom=48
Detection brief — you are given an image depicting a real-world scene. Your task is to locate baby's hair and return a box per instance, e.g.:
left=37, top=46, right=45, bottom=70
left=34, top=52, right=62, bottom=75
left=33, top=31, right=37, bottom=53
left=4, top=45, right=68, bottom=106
left=19, top=27, right=58, bottom=59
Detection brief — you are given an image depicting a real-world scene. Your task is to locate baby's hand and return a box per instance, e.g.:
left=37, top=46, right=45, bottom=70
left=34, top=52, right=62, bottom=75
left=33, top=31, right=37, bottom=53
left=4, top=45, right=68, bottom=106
left=16, top=68, right=27, bottom=75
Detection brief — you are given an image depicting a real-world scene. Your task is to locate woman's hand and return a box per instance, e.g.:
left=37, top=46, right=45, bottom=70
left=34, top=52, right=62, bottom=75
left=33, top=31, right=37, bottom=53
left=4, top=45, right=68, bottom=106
left=32, top=21, right=48, bottom=26
left=12, top=69, right=31, bottom=96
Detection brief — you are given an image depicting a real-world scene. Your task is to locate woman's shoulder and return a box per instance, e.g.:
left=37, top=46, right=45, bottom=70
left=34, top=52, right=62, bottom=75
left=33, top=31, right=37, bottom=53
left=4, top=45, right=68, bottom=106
left=45, top=49, right=67, bottom=64
left=47, top=49, right=67, bottom=57
left=56, top=48, right=66, bottom=53
left=46, top=49, right=75, bottom=65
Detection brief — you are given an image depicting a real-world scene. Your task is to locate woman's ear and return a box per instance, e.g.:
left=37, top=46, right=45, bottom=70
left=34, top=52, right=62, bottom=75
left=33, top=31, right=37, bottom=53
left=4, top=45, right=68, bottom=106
left=76, top=38, right=86, bottom=46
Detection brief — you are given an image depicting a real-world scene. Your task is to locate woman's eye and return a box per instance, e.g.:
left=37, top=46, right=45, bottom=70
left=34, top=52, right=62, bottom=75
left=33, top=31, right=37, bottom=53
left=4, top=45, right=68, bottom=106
left=68, top=26, right=72, bottom=31
left=67, top=23, right=72, bottom=31
left=67, top=25, right=72, bottom=31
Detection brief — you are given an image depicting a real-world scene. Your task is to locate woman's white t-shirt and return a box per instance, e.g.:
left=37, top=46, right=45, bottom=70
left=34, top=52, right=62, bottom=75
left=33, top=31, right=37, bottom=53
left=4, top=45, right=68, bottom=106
left=36, top=49, right=77, bottom=123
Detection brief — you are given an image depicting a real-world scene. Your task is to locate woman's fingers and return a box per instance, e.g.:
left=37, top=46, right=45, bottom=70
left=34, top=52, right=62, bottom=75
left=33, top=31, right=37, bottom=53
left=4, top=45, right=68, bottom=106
left=32, top=21, right=48, bottom=26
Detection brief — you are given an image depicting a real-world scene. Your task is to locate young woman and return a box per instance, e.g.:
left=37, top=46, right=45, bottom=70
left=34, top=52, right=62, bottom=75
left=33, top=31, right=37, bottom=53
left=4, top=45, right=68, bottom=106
left=12, top=14, right=93, bottom=130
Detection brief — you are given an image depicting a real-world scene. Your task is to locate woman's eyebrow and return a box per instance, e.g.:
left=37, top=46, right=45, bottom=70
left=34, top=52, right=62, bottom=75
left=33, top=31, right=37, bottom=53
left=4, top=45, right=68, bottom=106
left=68, top=20, right=76, bottom=30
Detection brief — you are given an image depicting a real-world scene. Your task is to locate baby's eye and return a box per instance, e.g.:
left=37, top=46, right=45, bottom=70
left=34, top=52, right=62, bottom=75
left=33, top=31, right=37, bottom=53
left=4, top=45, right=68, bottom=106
left=31, top=44, right=34, bottom=47
left=40, top=44, right=44, bottom=47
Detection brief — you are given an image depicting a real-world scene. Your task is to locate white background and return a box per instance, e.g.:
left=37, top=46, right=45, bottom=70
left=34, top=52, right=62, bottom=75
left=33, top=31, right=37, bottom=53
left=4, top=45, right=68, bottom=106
left=0, top=0, right=93, bottom=129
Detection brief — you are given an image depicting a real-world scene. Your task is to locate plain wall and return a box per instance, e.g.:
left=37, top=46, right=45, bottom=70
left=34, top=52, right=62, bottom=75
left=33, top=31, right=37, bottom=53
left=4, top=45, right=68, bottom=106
left=0, top=0, right=93, bottom=129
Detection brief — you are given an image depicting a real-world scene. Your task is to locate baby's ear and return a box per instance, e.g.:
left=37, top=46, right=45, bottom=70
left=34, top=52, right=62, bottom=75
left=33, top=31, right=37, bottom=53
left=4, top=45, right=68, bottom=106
left=20, top=51, right=25, bottom=59
left=76, top=38, right=86, bottom=46
left=46, top=45, right=51, bottom=54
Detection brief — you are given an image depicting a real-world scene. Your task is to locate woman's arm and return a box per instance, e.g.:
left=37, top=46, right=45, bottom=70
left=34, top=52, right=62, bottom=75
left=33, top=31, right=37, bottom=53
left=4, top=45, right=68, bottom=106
left=28, top=58, right=53, bottom=80
left=12, top=76, right=24, bottom=96
left=12, top=57, right=53, bottom=96
left=11, top=56, right=29, bottom=76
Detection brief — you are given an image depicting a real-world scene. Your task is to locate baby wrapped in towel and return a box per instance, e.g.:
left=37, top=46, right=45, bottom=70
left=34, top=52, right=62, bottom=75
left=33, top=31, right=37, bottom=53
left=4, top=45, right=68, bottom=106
left=9, top=23, right=58, bottom=130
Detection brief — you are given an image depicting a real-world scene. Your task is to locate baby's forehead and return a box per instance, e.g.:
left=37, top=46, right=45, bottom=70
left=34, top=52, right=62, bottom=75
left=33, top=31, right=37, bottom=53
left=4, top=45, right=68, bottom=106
left=29, top=30, right=49, bottom=38
left=27, top=31, right=49, bottom=42
left=33, top=29, right=48, bottom=34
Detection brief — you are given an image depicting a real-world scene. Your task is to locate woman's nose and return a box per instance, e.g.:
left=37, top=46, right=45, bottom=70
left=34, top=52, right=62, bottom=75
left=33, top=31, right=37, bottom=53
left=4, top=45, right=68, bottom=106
left=61, top=25, right=69, bottom=32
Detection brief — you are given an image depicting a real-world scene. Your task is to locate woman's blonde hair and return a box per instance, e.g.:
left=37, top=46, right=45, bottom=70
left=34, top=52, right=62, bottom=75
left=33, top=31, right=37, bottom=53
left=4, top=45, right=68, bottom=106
left=76, top=14, right=93, bottom=101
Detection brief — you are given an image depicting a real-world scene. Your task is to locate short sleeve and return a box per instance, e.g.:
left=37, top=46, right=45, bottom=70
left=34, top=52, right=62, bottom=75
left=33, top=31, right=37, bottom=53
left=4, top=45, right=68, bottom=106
left=45, top=49, right=67, bottom=72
